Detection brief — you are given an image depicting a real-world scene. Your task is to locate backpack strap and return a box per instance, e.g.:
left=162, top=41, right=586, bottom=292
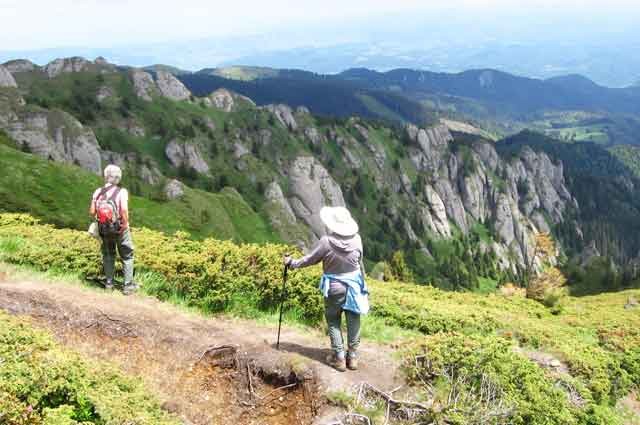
left=97, top=186, right=112, bottom=201
left=108, top=186, right=122, bottom=202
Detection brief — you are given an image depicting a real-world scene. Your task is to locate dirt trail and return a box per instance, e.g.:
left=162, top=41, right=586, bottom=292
left=0, top=273, right=403, bottom=425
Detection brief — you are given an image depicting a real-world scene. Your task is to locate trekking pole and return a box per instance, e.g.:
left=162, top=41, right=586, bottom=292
left=276, top=262, right=289, bottom=350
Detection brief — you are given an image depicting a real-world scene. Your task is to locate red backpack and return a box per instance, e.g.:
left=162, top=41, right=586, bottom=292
left=95, top=186, right=122, bottom=237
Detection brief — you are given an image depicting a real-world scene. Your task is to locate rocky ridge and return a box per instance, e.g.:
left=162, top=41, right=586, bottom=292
left=402, top=123, right=575, bottom=271
left=0, top=65, right=18, bottom=88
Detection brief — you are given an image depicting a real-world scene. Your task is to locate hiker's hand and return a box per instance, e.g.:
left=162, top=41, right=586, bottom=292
left=283, top=255, right=292, bottom=267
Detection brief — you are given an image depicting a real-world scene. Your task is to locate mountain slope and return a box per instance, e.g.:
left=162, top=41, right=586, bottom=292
left=178, top=65, right=640, bottom=145
left=0, top=143, right=276, bottom=242
left=3, top=56, right=640, bottom=292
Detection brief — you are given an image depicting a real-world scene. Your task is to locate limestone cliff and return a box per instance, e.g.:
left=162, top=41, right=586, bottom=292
left=2, top=109, right=102, bottom=174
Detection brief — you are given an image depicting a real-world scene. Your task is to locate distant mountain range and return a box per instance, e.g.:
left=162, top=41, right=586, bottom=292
left=176, top=65, right=640, bottom=144
left=2, top=39, right=639, bottom=87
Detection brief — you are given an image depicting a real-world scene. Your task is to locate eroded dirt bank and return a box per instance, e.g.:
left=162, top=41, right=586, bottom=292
left=0, top=274, right=402, bottom=424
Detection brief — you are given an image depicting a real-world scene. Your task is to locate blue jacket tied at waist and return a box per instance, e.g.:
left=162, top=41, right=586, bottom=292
left=320, top=270, right=370, bottom=315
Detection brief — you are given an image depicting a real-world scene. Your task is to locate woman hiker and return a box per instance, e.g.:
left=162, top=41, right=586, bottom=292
left=284, top=206, right=369, bottom=372
left=89, top=164, right=137, bottom=295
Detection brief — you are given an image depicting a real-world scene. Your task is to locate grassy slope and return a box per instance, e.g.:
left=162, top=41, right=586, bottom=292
left=0, top=144, right=276, bottom=243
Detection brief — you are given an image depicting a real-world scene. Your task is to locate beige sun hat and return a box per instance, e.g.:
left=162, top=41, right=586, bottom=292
left=320, top=206, right=359, bottom=237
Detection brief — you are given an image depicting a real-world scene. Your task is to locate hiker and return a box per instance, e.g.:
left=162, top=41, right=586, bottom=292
left=89, top=164, right=137, bottom=295
left=284, top=206, right=369, bottom=372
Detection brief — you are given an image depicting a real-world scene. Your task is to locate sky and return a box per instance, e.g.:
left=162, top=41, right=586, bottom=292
left=1, top=0, right=639, bottom=51
left=1, top=0, right=639, bottom=86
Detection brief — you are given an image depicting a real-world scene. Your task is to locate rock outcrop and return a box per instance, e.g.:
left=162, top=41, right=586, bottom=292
left=265, top=104, right=298, bottom=131
left=164, top=179, right=185, bottom=200
left=155, top=71, right=191, bottom=101
left=405, top=122, right=575, bottom=271
left=265, top=181, right=297, bottom=227
left=96, top=86, right=114, bottom=103
left=44, top=57, right=92, bottom=78
left=131, top=70, right=156, bottom=101
left=0, top=65, right=17, bottom=88
left=164, top=140, right=210, bottom=174
left=2, top=59, right=37, bottom=73
left=100, top=150, right=162, bottom=185
left=288, top=156, right=345, bottom=239
left=202, top=88, right=255, bottom=112
left=4, top=109, right=102, bottom=174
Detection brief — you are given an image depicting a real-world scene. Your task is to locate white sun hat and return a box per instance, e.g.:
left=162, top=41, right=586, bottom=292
left=320, top=206, right=359, bottom=237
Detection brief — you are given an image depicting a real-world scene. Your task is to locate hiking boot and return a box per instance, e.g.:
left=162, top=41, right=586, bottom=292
left=347, top=354, right=359, bottom=371
left=104, top=280, right=114, bottom=290
left=123, top=282, right=139, bottom=296
left=326, top=353, right=347, bottom=372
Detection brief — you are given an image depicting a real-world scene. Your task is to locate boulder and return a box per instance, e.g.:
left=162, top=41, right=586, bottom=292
left=204, top=88, right=235, bottom=111
left=233, top=142, right=250, bottom=159
left=164, top=179, right=185, bottom=200
left=304, top=126, right=322, bottom=145
left=5, top=110, right=101, bottom=174
left=164, top=139, right=210, bottom=174
left=258, top=129, right=272, bottom=146
left=96, top=85, right=114, bottom=103
left=0, top=65, right=17, bottom=88
left=353, top=123, right=369, bottom=142
left=288, top=156, right=345, bottom=238
left=131, top=70, right=155, bottom=101
left=2, top=59, right=38, bottom=73
left=155, top=71, right=191, bottom=101
left=44, top=57, right=92, bottom=78
left=265, top=104, right=297, bottom=131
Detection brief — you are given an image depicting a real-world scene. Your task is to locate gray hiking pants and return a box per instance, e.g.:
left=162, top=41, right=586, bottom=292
left=101, top=228, right=134, bottom=284
left=324, top=293, right=361, bottom=359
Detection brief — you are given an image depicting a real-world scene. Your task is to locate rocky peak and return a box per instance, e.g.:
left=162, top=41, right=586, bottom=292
left=0, top=65, right=18, bottom=88
left=155, top=71, right=191, bottom=101
left=94, top=56, right=109, bottom=66
left=2, top=59, right=38, bottom=73
left=44, top=57, right=92, bottom=78
left=264, top=104, right=298, bottom=131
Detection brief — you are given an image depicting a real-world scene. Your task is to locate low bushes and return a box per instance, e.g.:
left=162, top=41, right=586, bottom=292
left=0, top=213, right=638, bottom=424
left=0, top=311, right=178, bottom=425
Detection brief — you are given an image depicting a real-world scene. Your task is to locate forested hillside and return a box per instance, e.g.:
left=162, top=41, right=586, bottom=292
left=178, top=65, right=640, bottom=146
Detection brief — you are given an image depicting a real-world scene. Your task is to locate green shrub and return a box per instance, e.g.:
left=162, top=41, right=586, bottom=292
left=0, top=311, right=178, bottom=425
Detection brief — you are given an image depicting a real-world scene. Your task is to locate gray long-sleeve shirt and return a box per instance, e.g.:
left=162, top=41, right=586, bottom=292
left=289, top=234, right=365, bottom=295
